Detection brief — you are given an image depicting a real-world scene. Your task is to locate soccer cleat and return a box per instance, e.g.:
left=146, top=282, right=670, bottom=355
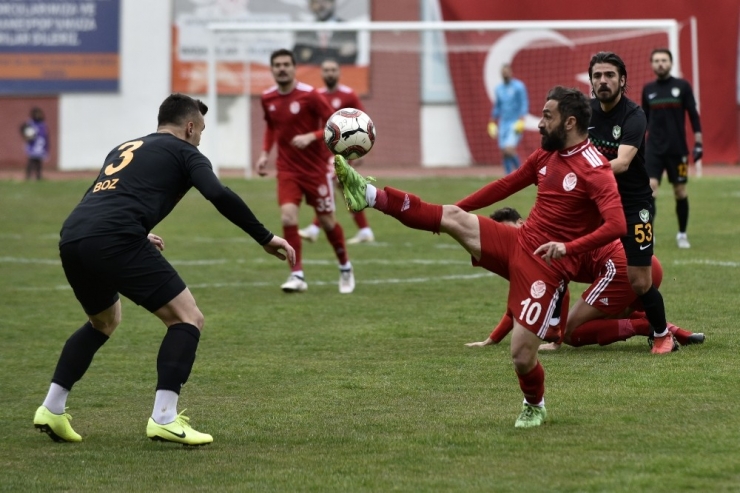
left=298, top=225, right=320, bottom=243
left=146, top=411, right=213, bottom=446
left=281, top=274, right=308, bottom=293
left=676, top=233, right=691, bottom=249
left=346, top=229, right=375, bottom=245
left=339, top=268, right=355, bottom=294
left=34, top=405, right=82, bottom=442
left=334, top=155, right=374, bottom=212
left=650, top=333, right=680, bottom=354
left=514, top=403, right=547, bottom=428
left=667, top=322, right=705, bottom=346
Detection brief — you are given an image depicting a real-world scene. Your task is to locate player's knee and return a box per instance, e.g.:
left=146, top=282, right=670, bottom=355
left=629, top=278, right=651, bottom=296
left=188, top=306, right=205, bottom=331
left=317, top=213, right=336, bottom=230
left=89, top=302, right=121, bottom=335
left=511, top=355, right=536, bottom=375
left=510, top=348, right=537, bottom=374
left=90, top=316, right=120, bottom=336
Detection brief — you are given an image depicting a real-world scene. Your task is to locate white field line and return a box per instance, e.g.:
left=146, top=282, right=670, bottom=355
left=671, top=259, right=740, bottom=268
left=14, top=272, right=493, bottom=292
left=0, top=257, right=472, bottom=267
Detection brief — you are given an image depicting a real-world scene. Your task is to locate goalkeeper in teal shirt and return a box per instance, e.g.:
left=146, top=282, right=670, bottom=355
left=488, top=64, right=529, bottom=174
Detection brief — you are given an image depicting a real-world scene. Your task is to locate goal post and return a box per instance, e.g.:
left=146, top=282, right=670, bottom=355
left=203, top=19, right=684, bottom=177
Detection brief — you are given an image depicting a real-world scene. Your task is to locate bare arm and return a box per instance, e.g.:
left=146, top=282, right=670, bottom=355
left=610, top=144, right=638, bottom=174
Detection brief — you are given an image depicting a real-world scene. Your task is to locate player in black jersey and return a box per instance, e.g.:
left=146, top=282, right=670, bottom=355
left=33, top=94, right=295, bottom=446
left=642, top=48, right=703, bottom=249
left=587, top=52, right=677, bottom=355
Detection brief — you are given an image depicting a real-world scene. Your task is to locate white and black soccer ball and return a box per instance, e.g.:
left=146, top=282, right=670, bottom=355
left=324, top=108, right=376, bottom=159
left=23, top=125, right=37, bottom=140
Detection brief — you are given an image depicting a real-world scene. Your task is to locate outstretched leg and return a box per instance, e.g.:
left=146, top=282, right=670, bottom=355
left=334, top=155, right=483, bottom=260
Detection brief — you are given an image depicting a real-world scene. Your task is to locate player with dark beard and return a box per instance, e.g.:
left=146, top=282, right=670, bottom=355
left=587, top=52, right=678, bottom=355
left=335, top=86, right=626, bottom=428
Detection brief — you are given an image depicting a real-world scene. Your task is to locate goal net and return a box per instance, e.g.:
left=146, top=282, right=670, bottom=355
left=199, top=20, right=686, bottom=176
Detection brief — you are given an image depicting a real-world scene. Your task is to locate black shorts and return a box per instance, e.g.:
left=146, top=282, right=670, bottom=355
left=619, top=207, right=654, bottom=267
left=59, top=235, right=186, bottom=315
left=645, top=151, right=689, bottom=185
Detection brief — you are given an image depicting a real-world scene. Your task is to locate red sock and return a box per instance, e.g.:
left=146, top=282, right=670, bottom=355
left=568, top=320, right=603, bottom=347
left=630, top=318, right=651, bottom=336
left=596, top=319, right=637, bottom=346
left=490, top=312, right=514, bottom=343
left=325, top=222, right=349, bottom=265
left=311, top=216, right=319, bottom=227
left=376, top=187, right=442, bottom=233
left=516, top=361, right=545, bottom=405
left=283, top=225, right=302, bottom=272
left=667, top=322, right=693, bottom=345
left=352, top=210, right=369, bottom=229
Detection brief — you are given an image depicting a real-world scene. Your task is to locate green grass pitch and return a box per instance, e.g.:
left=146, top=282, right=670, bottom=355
left=1, top=175, right=739, bottom=492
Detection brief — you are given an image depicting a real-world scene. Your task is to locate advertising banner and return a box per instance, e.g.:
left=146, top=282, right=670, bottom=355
left=0, top=0, right=120, bottom=94
left=172, top=0, right=371, bottom=96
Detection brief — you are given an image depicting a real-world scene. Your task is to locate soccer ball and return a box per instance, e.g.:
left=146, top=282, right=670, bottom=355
left=23, top=125, right=37, bottom=140
left=324, top=108, right=375, bottom=159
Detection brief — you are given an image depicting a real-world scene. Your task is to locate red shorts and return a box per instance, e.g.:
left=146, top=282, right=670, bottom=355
left=507, top=245, right=566, bottom=339
left=472, top=215, right=519, bottom=280
left=582, top=254, right=663, bottom=315
left=277, top=169, right=336, bottom=214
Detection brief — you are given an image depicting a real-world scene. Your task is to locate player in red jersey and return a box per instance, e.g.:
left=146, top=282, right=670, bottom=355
left=335, top=86, right=626, bottom=428
left=464, top=208, right=704, bottom=349
left=256, top=49, right=355, bottom=294
left=299, top=59, right=375, bottom=245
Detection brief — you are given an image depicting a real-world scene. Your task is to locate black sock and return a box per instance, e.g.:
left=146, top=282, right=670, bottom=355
left=51, top=321, right=110, bottom=390
left=156, top=323, right=200, bottom=394
left=639, top=285, right=667, bottom=336
left=676, top=197, right=689, bottom=233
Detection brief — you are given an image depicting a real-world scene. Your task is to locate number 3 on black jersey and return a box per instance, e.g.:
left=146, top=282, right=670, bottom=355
left=105, top=140, right=143, bottom=176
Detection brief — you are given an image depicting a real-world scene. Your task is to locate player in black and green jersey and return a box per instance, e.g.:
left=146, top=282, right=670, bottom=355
left=587, top=51, right=677, bottom=355
left=33, top=94, right=295, bottom=446
left=642, top=48, right=702, bottom=249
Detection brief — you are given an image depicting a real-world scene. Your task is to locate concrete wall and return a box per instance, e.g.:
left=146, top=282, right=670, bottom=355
left=59, top=0, right=172, bottom=170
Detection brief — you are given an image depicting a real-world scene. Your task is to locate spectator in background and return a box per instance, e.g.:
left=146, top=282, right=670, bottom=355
left=299, top=59, right=375, bottom=245
left=20, top=107, right=49, bottom=181
left=488, top=64, right=529, bottom=175
left=641, top=48, right=702, bottom=249
left=293, top=0, right=358, bottom=65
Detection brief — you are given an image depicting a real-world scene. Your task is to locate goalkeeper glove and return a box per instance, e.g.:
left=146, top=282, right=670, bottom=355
left=513, top=118, right=525, bottom=134
left=692, top=144, right=703, bottom=162
left=487, top=121, right=498, bottom=139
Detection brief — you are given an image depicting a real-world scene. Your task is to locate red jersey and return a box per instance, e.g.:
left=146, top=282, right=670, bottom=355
left=318, top=84, right=365, bottom=112
left=456, top=140, right=626, bottom=279
left=261, top=82, right=335, bottom=176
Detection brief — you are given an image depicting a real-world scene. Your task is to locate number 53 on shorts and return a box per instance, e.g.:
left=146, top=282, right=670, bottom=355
left=634, top=223, right=653, bottom=244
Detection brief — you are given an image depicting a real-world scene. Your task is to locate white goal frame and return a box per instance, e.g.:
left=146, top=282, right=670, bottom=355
left=204, top=19, right=685, bottom=177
